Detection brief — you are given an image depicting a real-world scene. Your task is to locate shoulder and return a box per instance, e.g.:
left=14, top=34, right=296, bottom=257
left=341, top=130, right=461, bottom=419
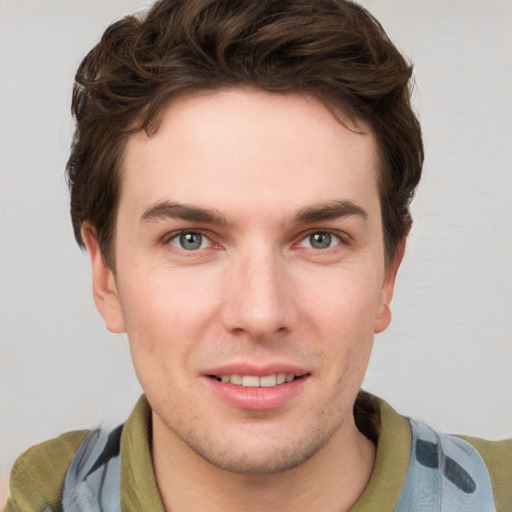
left=4, top=430, right=88, bottom=512
left=457, top=435, right=512, bottom=512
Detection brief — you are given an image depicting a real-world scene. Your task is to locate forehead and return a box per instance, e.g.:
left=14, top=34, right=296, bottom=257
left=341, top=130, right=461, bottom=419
left=120, top=88, right=380, bottom=222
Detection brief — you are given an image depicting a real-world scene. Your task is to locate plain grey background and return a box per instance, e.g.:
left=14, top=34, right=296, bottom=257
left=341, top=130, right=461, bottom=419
left=1, top=0, right=511, bottom=489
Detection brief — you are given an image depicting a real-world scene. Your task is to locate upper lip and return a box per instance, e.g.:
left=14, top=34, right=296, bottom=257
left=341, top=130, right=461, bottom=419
left=203, top=363, right=309, bottom=377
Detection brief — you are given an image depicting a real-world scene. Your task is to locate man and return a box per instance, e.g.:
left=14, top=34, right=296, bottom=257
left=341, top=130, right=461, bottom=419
left=4, top=0, right=511, bottom=511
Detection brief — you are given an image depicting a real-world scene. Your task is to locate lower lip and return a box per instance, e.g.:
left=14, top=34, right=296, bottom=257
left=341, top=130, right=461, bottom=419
left=205, top=376, right=308, bottom=410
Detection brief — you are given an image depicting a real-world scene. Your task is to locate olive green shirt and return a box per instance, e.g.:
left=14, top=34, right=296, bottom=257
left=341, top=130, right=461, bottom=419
left=4, top=393, right=512, bottom=511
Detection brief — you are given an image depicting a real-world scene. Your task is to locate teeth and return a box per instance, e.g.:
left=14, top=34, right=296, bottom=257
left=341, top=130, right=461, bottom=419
left=230, top=374, right=243, bottom=385
left=242, top=375, right=260, bottom=387
left=216, top=373, right=297, bottom=387
left=259, top=375, right=277, bottom=387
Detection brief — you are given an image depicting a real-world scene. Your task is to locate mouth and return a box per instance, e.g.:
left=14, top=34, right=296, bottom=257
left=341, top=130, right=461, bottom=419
left=207, top=373, right=304, bottom=388
left=204, top=368, right=309, bottom=410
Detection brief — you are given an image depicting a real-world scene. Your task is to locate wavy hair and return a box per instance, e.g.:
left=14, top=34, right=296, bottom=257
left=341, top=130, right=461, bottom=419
left=67, top=0, right=423, bottom=267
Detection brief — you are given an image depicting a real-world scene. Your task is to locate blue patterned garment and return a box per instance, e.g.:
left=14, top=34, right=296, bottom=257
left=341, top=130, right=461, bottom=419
left=395, top=419, right=496, bottom=511
left=56, top=419, right=497, bottom=512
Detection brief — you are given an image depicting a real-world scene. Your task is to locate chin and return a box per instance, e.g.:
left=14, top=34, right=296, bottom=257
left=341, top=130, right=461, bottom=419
left=176, top=418, right=345, bottom=475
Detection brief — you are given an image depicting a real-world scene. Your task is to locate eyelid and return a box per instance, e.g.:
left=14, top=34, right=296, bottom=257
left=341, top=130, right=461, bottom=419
left=161, top=227, right=350, bottom=252
left=295, top=229, right=350, bottom=248
left=163, top=229, right=216, bottom=249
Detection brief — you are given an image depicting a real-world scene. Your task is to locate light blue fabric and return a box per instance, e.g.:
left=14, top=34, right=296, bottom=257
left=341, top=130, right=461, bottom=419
left=394, top=418, right=496, bottom=512
left=58, top=417, right=497, bottom=511
left=61, top=426, right=123, bottom=512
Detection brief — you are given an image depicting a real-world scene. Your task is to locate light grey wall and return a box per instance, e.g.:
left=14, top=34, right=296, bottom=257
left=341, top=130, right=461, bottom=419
left=1, top=0, right=511, bottom=480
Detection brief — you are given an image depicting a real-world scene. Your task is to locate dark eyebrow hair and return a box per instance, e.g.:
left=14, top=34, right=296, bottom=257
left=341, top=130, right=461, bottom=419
left=140, top=201, right=228, bottom=225
left=141, top=199, right=367, bottom=227
left=293, top=200, right=368, bottom=224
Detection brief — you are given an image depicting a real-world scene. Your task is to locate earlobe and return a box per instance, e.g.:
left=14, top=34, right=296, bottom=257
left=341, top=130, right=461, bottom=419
left=81, top=223, right=126, bottom=334
left=374, top=239, right=406, bottom=334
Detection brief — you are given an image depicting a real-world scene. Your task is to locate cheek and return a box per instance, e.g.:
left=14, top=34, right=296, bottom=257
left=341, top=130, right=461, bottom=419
left=302, top=270, right=383, bottom=330
left=119, top=282, right=198, bottom=400
left=117, top=267, right=223, bottom=358
left=299, top=271, right=382, bottom=381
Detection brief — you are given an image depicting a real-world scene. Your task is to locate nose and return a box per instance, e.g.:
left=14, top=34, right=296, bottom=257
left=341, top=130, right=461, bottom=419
left=220, top=245, right=297, bottom=340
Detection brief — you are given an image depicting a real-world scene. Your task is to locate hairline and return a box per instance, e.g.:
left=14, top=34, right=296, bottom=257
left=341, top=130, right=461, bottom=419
left=98, top=86, right=397, bottom=272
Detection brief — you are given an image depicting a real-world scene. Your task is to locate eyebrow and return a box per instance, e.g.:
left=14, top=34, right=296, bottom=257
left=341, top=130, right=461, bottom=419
left=293, top=200, right=368, bottom=224
left=140, top=199, right=367, bottom=226
left=140, top=201, right=228, bottom=225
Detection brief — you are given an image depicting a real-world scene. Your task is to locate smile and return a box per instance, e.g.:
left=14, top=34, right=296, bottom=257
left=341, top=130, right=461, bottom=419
left=205, top=370, right=308, bottom=409
left=209, top=374, right=299, bottom=387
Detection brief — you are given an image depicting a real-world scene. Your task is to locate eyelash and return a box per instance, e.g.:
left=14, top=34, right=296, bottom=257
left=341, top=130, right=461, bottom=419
left=296, top=230, right=351, bottom=256
left=163, top=229, right=349, bottom=253
left=163, top=229, right=215, bottom=251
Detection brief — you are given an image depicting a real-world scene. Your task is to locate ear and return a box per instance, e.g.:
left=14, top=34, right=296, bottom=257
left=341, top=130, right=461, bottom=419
left=81, top=223, right=125, bottom=333
left=374, top=239, right=406, bottom=334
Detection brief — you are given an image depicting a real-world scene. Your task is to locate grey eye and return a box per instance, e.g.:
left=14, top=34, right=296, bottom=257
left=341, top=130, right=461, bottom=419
left=170, top=232, right=207, bottom=250
left=306, top=231, right=339, bottom=249
left=298, top=231, right=341, bottom=250
left=309, top=232, right=332, bottom=249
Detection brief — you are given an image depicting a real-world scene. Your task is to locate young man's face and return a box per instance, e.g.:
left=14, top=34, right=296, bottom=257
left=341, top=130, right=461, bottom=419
left=85, top=88, right=399, bottom=473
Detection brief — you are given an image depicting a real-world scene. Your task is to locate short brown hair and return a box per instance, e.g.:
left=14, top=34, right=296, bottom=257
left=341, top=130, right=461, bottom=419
left=67, top=0, right=423, bottom=267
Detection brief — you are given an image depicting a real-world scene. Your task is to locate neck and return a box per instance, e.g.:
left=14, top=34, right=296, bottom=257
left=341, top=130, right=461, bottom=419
left=152, top=413, right=375, bottom=512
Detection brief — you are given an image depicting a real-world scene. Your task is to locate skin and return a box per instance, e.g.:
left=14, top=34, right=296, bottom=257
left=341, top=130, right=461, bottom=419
left=83, top=87, right=403, bottom=511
